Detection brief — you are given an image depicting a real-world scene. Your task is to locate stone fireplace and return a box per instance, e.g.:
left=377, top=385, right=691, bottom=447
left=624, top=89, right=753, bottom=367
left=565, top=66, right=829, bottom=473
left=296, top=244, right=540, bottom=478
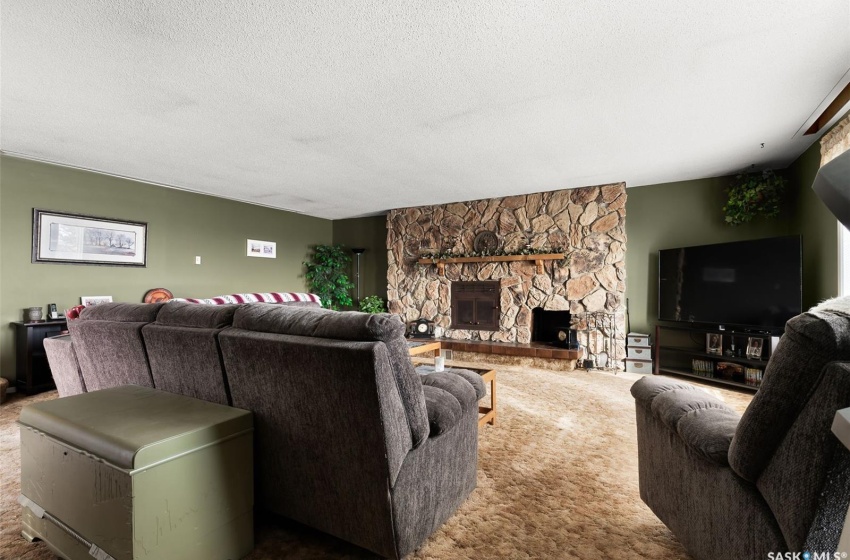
left=386, top=184, right=627, bottom=359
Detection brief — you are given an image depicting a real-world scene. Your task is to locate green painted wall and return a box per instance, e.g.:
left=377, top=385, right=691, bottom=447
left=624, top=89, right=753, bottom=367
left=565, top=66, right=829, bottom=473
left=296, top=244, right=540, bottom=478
left=790, top=141, right=839, bottom=307
left=625, top=140, right=838, bottom=335
left=0, top=155, right=332, bottom=385
left=332, top=215, right=389, bottom=304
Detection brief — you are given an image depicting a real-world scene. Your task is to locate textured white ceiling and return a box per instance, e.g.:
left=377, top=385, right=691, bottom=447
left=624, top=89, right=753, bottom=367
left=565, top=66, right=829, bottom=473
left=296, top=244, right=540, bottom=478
left=2, top=1, right=849, bottom=219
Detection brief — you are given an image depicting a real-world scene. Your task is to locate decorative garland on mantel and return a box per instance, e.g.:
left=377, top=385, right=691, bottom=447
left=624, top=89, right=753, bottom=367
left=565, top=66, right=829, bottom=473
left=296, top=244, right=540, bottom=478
left=418, top=247, right=567, bottom=261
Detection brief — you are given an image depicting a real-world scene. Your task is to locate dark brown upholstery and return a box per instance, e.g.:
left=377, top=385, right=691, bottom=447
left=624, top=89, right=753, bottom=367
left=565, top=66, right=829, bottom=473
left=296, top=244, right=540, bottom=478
left=43, top=335, right=85, bottom=397
left=142, top=302, right=237, bottom=405
left=632, top=308, right=850, bottom=559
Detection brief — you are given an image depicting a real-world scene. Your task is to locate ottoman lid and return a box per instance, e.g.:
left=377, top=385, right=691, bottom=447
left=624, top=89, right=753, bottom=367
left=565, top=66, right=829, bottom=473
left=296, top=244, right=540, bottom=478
left=19, top=385, right=252, bottom=470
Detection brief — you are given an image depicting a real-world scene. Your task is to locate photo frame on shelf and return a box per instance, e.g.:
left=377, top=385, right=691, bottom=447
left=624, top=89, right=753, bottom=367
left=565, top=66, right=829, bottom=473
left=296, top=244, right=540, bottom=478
left=32, top=209, right=147, bottom=267
left=746, top=337, right=765, bottom=360
left=80, top=296, right=113, bottom=306
left=706, top=333, right=723, bottom=355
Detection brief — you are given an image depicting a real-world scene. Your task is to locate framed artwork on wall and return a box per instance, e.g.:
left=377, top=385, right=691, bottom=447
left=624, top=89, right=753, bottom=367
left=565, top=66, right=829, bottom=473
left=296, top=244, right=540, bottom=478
left=32, top=209, right=147, bottom=267
left=81, top=296, right=113, bottom=306
left=247, top=239, right=276, bottom=258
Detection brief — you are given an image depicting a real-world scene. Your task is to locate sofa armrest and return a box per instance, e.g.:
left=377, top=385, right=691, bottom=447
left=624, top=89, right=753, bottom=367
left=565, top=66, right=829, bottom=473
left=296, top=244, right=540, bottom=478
left=422, top=385, right=462, bottom=435
left=631, top=376, right=740, bottom=466
left=419, top=369, right=484, bottom=437
left=420, top=370, right=479, bottom=408
left=676, top=407, right=740, bottom=466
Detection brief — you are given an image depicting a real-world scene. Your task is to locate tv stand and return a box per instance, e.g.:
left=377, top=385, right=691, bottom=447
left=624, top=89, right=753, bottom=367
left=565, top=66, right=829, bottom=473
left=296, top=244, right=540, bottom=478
left=654, top=323, right=777, bottom=391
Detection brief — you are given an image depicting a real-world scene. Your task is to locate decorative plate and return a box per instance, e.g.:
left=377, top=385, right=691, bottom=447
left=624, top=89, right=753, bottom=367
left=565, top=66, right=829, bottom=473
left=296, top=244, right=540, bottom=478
left=473, top=230, right=499, bottom=252
left=143, top=288, right=174, bottom=303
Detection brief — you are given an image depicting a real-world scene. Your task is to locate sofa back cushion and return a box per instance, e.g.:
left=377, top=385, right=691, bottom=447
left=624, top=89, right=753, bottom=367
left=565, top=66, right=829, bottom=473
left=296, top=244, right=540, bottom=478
left=729, top=310, right=850, bottom=482
left=233, top=304, right=429, bottom=448
left=69, top=302, right=165, bottom=391
left=141, top=302, right=238, bottom=405
left=218, top=330, right=405, bottom=554
left=157, top=301, right=237, bottom=328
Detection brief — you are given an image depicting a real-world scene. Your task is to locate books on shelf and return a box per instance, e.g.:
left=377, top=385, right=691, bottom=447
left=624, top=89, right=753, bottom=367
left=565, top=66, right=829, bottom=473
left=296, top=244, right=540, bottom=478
left=691, top=359, right=714, bottom=377
left=744, top=367, right=763, bottom=387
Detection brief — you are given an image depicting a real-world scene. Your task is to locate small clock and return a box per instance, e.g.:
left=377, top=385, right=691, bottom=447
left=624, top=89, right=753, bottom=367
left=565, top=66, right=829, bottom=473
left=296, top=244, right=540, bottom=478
left=411, top=318, right=435, bottom=339
left=555, top=327, right=579, bottom=349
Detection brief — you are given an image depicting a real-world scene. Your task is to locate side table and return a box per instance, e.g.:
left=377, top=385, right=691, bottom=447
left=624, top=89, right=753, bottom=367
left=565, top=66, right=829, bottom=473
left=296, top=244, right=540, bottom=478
left=11, top=320, right=68, bottom=394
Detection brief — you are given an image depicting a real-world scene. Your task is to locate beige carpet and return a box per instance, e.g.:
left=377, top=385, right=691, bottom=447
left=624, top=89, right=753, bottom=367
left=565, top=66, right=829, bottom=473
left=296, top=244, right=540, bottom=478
left=0, top=365, right=752, bottom=559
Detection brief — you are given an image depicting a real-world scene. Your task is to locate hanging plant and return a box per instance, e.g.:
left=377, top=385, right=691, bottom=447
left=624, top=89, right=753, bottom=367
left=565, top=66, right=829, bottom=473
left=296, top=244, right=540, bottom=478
left=303, top=244, right=355, bottom=310
left=723, top=170, right=787, bottom=226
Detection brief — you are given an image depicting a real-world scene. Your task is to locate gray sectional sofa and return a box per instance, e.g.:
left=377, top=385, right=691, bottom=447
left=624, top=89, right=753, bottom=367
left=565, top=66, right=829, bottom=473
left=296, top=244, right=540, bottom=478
left=43, top=301, right=485, bottom=559
left=631, top=305, right=850, bottom=559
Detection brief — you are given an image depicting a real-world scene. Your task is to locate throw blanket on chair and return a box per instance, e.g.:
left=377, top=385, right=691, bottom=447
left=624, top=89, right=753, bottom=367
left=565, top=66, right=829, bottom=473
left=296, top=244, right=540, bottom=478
left=172, top=292, right=322, bottom=306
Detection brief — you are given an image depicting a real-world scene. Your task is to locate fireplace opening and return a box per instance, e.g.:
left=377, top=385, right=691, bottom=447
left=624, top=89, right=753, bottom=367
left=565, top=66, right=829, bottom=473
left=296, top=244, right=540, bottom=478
left=531, top=308, right=573, bottom=345
left=451, top=281, right=500, bottom=331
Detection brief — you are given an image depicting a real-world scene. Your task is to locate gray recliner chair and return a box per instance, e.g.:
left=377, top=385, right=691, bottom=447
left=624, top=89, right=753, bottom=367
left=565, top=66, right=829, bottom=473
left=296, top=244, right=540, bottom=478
left=631, top=304, right=850, bottom=560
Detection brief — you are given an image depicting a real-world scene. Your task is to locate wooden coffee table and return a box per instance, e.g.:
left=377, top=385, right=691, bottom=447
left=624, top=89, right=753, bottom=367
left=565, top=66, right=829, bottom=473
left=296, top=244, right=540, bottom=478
left=469, top=366, right=496, bottom=427
left=407, top=340, right=442, bottom=357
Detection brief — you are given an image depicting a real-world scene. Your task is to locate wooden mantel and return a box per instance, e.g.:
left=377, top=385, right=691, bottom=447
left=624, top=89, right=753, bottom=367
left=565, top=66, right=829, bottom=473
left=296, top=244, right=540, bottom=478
left=417, top=253, right=565, bottom=276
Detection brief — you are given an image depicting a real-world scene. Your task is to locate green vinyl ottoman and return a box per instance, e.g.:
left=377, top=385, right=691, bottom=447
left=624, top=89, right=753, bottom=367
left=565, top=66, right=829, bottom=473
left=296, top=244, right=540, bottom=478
left=18, top=385, right=254, bottom=560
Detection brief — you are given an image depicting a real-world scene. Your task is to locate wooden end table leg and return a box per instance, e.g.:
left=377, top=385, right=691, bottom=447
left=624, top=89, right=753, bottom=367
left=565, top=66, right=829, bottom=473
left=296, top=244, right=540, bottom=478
left=478, top=369, right=496, bottom=427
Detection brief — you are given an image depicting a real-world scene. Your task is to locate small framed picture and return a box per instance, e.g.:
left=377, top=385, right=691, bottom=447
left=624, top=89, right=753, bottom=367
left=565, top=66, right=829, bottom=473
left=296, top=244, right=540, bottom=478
left=746, top=337, right=764, bottom=360
left=706, top=333, right=722, bottom=355
left=247, top=239, right=276, bottom=259
left=81, top=296, right=113, bottom=306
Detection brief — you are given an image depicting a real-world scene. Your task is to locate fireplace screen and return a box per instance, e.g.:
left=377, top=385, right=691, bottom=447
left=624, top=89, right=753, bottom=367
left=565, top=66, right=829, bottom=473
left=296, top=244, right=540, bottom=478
left=451, top=281, right=500, bottom=331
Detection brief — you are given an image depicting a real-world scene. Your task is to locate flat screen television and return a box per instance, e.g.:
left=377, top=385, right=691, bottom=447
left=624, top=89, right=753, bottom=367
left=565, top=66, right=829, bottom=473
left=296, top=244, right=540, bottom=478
left=658, top=235, right=802, bottom=333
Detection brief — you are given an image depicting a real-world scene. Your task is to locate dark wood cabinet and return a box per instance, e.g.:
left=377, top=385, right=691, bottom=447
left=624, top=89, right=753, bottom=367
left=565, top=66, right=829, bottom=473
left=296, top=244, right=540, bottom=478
left=12, top=320, right=67, bottom=394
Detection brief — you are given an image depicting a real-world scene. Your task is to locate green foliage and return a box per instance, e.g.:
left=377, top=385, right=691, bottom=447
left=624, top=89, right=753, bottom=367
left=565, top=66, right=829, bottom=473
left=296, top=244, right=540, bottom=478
left=723, top=170, right=787, bottom=226
left=359, top=295, right=387, bottom=314
left=303, top=244, right=355, bottom=310
left=418, top=246, right=566, bottom=261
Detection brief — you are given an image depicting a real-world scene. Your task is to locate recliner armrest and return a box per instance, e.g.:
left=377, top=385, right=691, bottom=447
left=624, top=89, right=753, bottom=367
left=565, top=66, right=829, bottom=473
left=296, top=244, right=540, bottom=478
left=422, top=385, right=462, bottom=435
left=632, top=376, right=741, bottom=466
left=676, top=407, right=740, bottom=466
left=419, top=370, right=484, bottom=437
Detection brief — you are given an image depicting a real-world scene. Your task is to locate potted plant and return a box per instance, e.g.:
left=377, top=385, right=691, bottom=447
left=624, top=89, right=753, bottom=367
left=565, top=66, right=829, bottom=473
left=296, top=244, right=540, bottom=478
left=359, top=295, right=387, bottom=314
left=303, top=244, right=355, bottom=310
left=723, top=170, right=787, bottom=226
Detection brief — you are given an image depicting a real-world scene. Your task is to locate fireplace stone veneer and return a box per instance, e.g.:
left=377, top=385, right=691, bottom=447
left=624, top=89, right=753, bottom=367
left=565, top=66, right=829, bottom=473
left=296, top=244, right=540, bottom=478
left=386, top=184, right=627, bottom=359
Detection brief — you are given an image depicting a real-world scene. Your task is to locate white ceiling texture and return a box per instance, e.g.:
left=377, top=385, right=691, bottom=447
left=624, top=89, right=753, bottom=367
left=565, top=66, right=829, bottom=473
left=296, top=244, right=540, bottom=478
left=2, top=1, right=849, bottom=219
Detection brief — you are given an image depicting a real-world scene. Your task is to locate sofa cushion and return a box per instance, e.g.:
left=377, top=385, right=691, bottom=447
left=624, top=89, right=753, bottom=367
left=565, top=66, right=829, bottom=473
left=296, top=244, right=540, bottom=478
left=79, top=302, right=164, bottom=322
left=233, top=303, right=403, bottom=341
left=156, top=301, right=238, bottom=328
left=233, top=303, right=430, bottom=448
left=676, top=406, right=740, bottom=466
left=422, top=385, right=462, bottom=435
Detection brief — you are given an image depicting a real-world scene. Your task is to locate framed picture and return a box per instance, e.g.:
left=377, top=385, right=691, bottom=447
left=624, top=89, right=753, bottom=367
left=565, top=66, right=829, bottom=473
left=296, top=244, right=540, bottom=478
left=746, top=337, right=764, bottom=359
left=247, top=239, right=276, bottom=258
left=81, top=296, right=113, bottom=306
left=32, top=209, right=147, bottom=267
left=706, top=333, right=722, bottom=355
